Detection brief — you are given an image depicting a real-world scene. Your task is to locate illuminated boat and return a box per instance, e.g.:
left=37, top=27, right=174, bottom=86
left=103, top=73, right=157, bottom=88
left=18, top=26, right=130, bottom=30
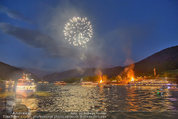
left=168, top=86, right=178, bottom=91
left=38, top=81, right=49, bottom=85
left=5, top=80, right=15, bottom=89
left=54, top=81, right=66, bottom=85
left=81, top=81, right=98, bottom=87
left=16, top=73, right=36, bottom=97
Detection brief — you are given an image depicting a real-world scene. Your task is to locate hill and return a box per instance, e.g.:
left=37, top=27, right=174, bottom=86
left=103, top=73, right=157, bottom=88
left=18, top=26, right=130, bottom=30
left=0, top=62, right=22, bottom=80
left=0, top=62, right=39, bottom=81
left=43, top=67, right=124, bottom=82
left=134, top=45, right=178, bottom=75
left=43, top=45, right=178, bottom=82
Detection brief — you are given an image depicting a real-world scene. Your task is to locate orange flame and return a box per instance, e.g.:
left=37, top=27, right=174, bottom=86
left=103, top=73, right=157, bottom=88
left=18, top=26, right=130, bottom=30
left=131, top=77, right=134, bottom=81
left=96, top=70, right=106, bottom=84
left=98, top=73, right=104, bottom=84
left=99, top=79, right=103, bottom=83
left=124, top=64, right=135, bottom=83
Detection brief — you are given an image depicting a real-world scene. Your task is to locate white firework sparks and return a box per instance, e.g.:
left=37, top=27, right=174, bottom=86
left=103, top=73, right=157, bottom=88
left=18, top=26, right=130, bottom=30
left=63, top=17, right=93, bottom=47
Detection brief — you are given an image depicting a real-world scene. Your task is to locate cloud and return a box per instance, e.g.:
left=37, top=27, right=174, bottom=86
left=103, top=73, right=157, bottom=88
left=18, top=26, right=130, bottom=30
left=0, top=22, right=105, bottom=71
left=0, top=5, right=32, bottom=23
left=0, top=23, right=79, bottom=58
left=0, top=2, right=108, bottom=70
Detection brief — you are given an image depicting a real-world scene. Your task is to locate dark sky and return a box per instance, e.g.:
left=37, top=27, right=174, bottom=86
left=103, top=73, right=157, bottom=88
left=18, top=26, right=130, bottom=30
left=0, top=0, right=178, bottom=72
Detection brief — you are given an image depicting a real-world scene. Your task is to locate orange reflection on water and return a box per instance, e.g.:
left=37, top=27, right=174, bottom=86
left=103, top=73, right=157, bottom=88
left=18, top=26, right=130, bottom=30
left=126, top=87, right=139, bottom=111
left=126, top=86, right=174, bottom=111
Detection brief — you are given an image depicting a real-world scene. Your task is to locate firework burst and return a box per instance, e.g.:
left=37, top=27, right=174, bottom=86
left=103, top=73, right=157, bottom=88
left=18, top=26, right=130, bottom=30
left=63, top=17, right=93, bottom=47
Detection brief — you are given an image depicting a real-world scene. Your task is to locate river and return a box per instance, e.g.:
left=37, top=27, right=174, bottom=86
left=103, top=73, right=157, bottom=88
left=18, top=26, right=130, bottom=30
left=0, top=84, right=178, bottom=119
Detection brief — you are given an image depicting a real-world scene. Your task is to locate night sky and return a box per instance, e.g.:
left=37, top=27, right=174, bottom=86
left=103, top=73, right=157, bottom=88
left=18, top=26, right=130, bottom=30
left=0, top=0, right=178, bottom=72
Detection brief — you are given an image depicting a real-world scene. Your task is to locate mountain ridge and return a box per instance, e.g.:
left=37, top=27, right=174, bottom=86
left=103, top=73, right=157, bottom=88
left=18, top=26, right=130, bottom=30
left=43, top=45, right=178, bottom=82
left=0, top=45, right=177, bottom=82
left=0, top=62, right=40, bottom=81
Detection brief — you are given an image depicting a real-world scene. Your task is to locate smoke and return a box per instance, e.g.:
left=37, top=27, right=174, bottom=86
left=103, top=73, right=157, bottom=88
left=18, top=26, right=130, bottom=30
left=0, top=1, right=151, bottom=72
left=0, top=1, right=106, bottom=72
left=36, top=1, right=106, bottom=70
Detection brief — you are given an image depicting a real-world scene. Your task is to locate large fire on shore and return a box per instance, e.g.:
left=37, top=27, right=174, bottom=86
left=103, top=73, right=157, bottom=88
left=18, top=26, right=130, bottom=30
left=116, top=63, right=136, bottom=84
left=125, top=64, right=135, bottom=82
left=99, top=78, right=103, bottom=84
left=97, top=70, right=107, bottom=84
left=131, top=77, right=134, bottom=82
left=96, top=63, right=136, bottom=85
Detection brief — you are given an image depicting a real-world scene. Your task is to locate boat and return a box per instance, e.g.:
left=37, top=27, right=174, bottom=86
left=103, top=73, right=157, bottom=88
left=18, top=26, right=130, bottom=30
left=38, top=81, right=49, bottom=85
left=81, top=81, right=98, bottom=87
left=168, top=86, right=178, bottom=91
left=128, top=79, right=176, bottom=86
left=54, top=81, right=66, bottom=85
left=5, top=80, right=15, bottom=89
left=16, top=73, right=36, bottom=97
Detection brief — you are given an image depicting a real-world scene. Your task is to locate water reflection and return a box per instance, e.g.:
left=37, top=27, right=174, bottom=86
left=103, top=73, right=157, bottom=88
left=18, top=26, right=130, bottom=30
left=126, top=86, right=175, bottom=112
left=37, top=85, right=107, bottom=112
left=16, top=97, right=38, bottom=112
left=0, top=84, right=178, bottom=115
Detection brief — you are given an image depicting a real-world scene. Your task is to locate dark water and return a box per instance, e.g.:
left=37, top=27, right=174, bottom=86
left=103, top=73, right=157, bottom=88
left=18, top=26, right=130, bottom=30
left=1, top=84, right=178, bottom=119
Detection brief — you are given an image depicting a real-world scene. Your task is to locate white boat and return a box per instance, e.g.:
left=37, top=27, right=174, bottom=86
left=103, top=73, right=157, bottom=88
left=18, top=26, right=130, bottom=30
left=16, top=73, right=36, bottom=97
left=81, top=81, right=98, bottom=87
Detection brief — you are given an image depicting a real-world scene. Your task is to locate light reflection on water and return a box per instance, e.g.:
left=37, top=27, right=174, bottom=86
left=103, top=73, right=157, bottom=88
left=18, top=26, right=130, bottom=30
left=36, top=85, right=178, bottom=112
left=1, top=85, right=178, bottom=115
left=36, top=85, right=107, bottom=112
